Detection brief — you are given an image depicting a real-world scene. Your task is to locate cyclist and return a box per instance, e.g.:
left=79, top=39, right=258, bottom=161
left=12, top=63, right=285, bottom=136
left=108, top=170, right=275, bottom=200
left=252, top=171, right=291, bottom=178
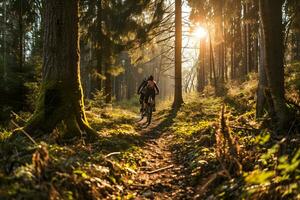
left=137, top=77, right=148, bottom=112
left=137, top=75, right=159, bottom=112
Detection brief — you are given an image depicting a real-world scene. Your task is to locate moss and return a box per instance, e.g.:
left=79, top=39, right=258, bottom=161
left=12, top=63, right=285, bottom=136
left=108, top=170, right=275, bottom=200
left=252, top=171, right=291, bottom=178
left=23, top=80, right=97, bottom=140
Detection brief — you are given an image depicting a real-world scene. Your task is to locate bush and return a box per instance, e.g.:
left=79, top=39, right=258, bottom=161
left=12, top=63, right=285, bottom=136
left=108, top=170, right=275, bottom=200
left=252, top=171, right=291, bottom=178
left=86, top=90, right=107, bottom=109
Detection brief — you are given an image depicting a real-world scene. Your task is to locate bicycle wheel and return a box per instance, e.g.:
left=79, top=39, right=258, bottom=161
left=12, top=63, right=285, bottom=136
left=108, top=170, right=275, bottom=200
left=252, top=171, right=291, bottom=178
left=147, top=106, right=152, bottom=125
left=146, top=98, right=153, bottom=125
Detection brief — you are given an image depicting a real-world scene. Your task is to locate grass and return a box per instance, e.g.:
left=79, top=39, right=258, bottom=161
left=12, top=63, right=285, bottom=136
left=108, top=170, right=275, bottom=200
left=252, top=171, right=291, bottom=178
left=163, top=77, right=300, bottom=199
left=0, top=103, right=144, bottom=199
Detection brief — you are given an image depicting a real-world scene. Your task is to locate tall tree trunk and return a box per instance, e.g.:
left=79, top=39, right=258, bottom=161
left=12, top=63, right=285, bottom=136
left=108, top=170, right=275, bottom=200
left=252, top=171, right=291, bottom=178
left=115, top=75, right=122, bottom=101
left=253, top=35, right=259, bottom=72
left=104, top=59, right=112, bottom=103
left=241, top=2, right=247, bottom=78
left=197, top=41, right=202, bottom=92
left=19, top=0, right=23, bottom=72
left=219, top=43, right=224, bottom=82
left=197, top=39, right=206, bottom=92
left=256, top=24, right=268, bottom=117
left=209, top=32, right=217, bottom=91
left=259, top=0, right=291, bottom=129
left=3, top=0, right=7, bottom=83
left=173, top=0, right=184, bottom=107
left=96, top=0, right=102, bottom=91
left=126, top=61, right=135, bottom=100
left=235, top=1, right=243, bottom=78
left=24, top=0, right=95, bottom=138
left=224, top=30, right=227, bottom=81
left=209, top=40, right=213, bottom=84
left=245, top=2, right=251, bottom=73
left=231, top=32, right=235, bottom=79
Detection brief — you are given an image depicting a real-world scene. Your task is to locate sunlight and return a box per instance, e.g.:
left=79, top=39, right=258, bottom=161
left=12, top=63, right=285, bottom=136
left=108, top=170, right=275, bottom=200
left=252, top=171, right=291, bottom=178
left=192, top=26, right=208, bottom=39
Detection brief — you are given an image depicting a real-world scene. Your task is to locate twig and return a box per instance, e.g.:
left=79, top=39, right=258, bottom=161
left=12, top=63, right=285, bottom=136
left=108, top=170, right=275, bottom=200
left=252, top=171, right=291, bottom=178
left=129, top=183, right=148, bottom=188
left=197, top=170, right=227, bottom=194
left=11, top=111, right=26, bottom=123
left=229, top=125, right=258, bottom=132
left=104, top=152, right=121, bottom=158
left=126, top=167, right=137, bottom=174
left=11, top=120, right=37, bottom=145
left=147, top=164, right=173, bottom=174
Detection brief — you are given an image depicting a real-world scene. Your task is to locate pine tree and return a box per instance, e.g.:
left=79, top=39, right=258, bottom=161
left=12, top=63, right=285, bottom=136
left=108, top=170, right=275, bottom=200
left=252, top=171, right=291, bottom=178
left=24, top=0, right=95, bottom=138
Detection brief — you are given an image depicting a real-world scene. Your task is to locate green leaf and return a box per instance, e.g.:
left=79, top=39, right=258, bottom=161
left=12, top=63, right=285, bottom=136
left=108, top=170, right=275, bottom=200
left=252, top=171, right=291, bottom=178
left=245, top=169, right=275, bottom=184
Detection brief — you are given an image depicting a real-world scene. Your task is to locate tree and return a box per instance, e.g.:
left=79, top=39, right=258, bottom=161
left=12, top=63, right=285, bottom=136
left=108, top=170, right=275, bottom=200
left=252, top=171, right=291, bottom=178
left=24, top=0, right=95, bottom=138
left=259, top=0, right=291, bottom=129
left=173, top=0, right=184, bottom=107
left=80, top=0, right=165, bottom=103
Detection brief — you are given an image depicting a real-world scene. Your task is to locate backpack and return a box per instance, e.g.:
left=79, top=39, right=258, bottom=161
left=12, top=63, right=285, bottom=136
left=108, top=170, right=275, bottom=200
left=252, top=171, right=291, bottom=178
left=146, top=80, right=156, bottom=90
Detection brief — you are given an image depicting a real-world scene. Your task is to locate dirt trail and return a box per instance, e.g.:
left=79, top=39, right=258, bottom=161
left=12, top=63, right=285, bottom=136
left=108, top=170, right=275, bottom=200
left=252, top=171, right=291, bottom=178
left=128, top=117, right=195, bottom=199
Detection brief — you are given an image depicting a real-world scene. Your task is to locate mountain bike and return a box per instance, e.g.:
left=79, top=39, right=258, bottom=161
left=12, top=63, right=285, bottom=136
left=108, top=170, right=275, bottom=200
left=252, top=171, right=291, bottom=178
left=140, top=97, right=154, bottom=126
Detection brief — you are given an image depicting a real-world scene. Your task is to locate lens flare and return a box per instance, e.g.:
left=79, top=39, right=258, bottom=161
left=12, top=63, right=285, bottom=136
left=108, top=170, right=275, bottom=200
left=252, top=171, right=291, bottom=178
left=193, top=26, right=208, bottom=39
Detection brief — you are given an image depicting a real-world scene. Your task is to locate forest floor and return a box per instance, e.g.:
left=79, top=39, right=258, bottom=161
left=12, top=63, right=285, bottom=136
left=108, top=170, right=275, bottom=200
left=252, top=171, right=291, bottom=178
left=0, top=70, right=300, bottom=199
left=124, top=112, right=197, bottom=199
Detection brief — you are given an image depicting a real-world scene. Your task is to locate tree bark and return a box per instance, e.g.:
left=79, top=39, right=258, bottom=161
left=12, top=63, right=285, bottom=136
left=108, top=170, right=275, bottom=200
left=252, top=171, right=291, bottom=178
left=259, top=0, right=291, bottom=129
left=2, top=0, right=7, bottom=83
left=231, top=32, right=235, bottom=79
left=24, top=0, right=96, bottom=138
left=115, top=75, right=122, bottom=101
left=104, top=60, right=112, bottom=103
left=96, top=0, right=103, bottom=91
left=256, top=24, right=269, bottom=117
left=173, top=0, right=184, bottom=107
left=197, top=39, right=206, bottom=92
left=19, top=0, right=23, bottom=72
left=209, top=32, right=217, bottom=91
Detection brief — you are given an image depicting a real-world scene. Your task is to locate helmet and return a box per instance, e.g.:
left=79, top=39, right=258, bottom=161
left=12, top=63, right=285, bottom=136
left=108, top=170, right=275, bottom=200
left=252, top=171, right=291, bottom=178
left=148, top=75, right=154, bottom=81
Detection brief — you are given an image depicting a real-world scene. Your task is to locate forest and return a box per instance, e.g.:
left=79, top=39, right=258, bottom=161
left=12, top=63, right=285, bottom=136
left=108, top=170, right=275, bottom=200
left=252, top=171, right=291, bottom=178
left=0, top=0, right=299, bottom=199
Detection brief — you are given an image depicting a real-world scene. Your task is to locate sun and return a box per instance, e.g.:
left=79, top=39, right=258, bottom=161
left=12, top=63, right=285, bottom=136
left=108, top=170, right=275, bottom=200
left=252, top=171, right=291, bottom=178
left=193, top=26, right=208, bottom=39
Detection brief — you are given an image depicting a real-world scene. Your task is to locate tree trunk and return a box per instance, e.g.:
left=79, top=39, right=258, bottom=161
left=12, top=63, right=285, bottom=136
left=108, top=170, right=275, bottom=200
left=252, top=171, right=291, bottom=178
left=19, top=0, right=23, bottom=72
left=231, top=33, right=235, bottom=79
left=235, top=2, right=243, bottom=78
left=259, top=0, right=291, bottom=129
left=241, top=2, right=247, bottom=78
left=104, top=60, right=112, bottom=103
left=3, top=0, right=7, bottom=83
left=24, top=0, right=95, bottom=138
left=209, top=32, right=217, bottom=91
left=126, top=62, right=135, bottom=100
left=197, top=39, right=206, bottom=92
left=224, top=30, right=228, bottom=81
left=115, top=75, right=122, bottom=101
left=256, top=24, right=268, bottom=117
left=245, top=2, right=251, bottom=73
left=96, top=0, right=103, bottom=91
left=173, top=0, right=184, bottom=107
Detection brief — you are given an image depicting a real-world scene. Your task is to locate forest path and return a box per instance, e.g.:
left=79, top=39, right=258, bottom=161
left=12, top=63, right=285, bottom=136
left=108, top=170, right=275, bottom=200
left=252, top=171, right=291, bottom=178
left=126, top=111, right=195, bottom=199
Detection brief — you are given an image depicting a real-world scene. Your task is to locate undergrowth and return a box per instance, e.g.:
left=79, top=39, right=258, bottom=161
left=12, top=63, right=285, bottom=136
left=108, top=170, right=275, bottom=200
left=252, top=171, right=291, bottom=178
left=0, top=100, right=143, bottom=199
left=166, top=76, right=300, bottom=199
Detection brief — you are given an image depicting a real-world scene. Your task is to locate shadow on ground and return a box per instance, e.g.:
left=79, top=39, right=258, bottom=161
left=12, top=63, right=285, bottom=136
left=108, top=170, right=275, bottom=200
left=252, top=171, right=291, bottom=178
left=96, top=107, right=180, bottom=153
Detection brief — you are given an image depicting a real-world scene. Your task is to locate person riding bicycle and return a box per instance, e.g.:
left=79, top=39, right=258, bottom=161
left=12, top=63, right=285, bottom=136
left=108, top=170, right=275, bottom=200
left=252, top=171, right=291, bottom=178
left=137, top=75, right=159, bottom=112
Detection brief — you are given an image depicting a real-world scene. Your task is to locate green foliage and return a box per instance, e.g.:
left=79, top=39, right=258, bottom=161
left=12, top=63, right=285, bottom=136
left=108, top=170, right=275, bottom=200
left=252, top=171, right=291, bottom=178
left=244, top=146, right=300, bottom=198
left=245, top=169, right=275, bottom=184
left=87, top=90, right=107, bottom=108
left=24, top=82, right=40, bottom=112
left=114, top=95, right=140, bottom=113
left=0, top=105, right=142, bottom=199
